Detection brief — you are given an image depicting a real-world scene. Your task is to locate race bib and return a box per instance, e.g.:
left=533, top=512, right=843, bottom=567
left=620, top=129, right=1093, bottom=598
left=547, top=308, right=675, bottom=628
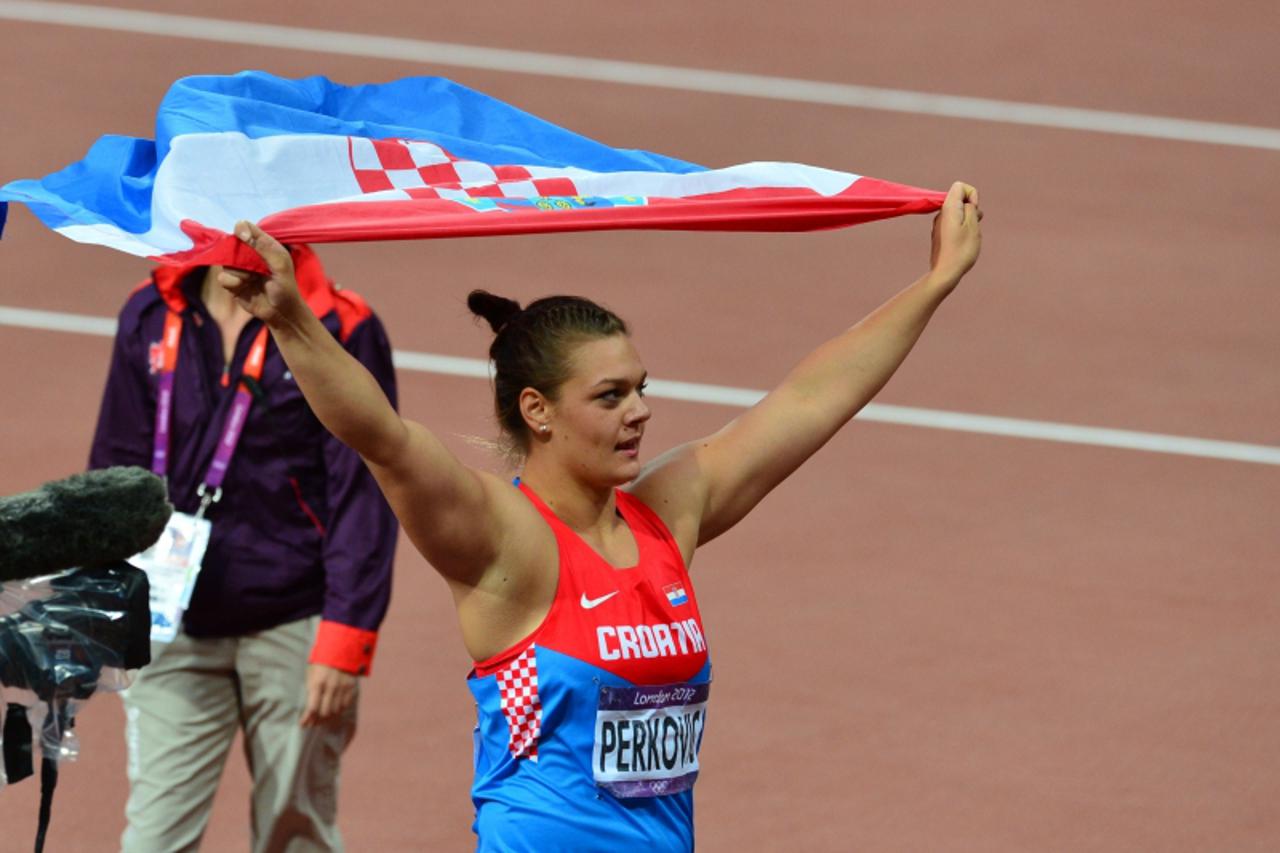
left=593, top=682, right=709, bottom=798
left=127, top=511, right=211, bottom=643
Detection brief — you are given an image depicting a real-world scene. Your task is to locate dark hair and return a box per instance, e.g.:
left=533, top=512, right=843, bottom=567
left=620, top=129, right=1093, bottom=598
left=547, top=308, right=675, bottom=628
left=468, top=290, right=628, bottom=456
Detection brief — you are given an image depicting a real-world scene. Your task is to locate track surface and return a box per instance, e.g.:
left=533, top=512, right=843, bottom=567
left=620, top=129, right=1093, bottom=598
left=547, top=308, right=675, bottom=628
left=1, top=2, right=1277, bottom=850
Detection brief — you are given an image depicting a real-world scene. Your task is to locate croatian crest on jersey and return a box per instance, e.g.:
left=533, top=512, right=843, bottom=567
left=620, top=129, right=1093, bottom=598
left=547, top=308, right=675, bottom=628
left=663, top=583, right=689, bottom=607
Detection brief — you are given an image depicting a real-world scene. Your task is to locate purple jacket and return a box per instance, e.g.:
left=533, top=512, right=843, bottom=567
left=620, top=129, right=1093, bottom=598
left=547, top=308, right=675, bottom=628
left=89, top=248, right=398, bottom=674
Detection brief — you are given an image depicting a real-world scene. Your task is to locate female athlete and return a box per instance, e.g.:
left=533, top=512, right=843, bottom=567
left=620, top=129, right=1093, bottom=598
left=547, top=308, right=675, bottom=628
left=219, top=180, right=982, bottom=851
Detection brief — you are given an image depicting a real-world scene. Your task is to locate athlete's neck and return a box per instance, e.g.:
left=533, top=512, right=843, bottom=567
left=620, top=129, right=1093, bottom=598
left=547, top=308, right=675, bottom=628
left=519, top=461, right=623, bottom=536
left=523, top=466, right=638, bottom=568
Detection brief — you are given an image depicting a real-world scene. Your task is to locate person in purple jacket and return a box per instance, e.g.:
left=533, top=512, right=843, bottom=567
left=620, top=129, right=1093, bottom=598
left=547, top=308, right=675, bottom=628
left=89, top=244, right=399, bottom=853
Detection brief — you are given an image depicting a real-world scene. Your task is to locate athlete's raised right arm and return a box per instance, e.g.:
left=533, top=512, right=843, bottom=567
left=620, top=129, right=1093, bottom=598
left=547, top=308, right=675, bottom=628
left=217, top=221, right=510, bottom=584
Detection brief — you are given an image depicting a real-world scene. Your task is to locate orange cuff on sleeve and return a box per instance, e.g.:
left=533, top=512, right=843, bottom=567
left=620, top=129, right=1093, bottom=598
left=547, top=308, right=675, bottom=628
left=309, top=619, right=378, bottom=676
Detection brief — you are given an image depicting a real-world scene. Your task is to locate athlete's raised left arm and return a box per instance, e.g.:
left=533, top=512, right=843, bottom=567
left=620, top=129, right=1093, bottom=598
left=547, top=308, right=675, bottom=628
left=634, top=181, right=981, bottom=557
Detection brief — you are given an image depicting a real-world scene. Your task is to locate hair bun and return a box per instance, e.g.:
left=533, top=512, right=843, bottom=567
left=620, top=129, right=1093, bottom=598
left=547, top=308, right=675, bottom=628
left=467, top=290, right=523, bottom=334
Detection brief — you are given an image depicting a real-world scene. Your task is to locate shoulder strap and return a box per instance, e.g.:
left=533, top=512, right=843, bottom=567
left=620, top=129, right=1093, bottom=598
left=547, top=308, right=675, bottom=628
left=516, top=481, right=569, bottom=532
left=616, top=490, right=687, bottom=569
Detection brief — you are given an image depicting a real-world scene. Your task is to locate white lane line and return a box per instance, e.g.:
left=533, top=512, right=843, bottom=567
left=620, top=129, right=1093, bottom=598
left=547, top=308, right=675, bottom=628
left=0, top=305, right=116, bottom=336
left=4, top=304, right=1277, bottom=466
left=1, top=1, right=1278, bottom=151
left=392, top=349, right=490, bottom=379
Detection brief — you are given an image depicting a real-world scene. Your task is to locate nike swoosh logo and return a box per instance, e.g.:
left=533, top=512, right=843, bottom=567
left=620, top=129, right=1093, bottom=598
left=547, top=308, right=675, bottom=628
left=580, top=591, right=620, bottom=609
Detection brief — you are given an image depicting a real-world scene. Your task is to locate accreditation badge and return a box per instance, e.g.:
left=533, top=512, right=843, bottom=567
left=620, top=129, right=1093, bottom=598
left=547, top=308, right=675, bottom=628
left=127, top=511, right=211, bottom=643
left=592, top=681, right=710, bottom=798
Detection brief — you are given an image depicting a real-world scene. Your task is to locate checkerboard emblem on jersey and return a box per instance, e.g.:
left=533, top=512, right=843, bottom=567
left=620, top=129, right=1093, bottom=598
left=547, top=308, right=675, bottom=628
left=495, top=644, right=543, bottom=760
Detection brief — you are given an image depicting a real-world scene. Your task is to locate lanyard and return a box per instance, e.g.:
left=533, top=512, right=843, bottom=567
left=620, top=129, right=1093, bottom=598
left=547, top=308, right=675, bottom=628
left=150, top=309, right=270, bottom=516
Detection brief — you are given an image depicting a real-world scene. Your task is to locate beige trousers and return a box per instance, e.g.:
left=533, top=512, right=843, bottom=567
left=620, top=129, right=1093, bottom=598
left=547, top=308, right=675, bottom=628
left=120, top=616, right=357, bottom=853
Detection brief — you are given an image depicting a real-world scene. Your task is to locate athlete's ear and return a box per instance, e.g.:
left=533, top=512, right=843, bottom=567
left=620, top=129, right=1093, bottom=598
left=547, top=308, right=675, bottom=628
left=519, top=387, right=553, bottom=437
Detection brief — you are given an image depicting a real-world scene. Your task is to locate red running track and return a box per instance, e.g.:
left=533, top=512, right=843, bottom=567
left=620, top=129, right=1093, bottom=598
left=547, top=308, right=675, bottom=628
left=1, top=2, right=1277, bottom=850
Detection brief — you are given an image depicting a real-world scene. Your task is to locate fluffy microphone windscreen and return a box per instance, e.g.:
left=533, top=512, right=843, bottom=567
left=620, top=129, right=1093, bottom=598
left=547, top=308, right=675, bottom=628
left=0, top=467, right=172, bottom=582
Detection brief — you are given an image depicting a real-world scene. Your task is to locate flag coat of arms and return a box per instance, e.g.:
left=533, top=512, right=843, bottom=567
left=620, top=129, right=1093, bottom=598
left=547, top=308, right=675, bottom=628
left=0, top=71, right=945, bottom=268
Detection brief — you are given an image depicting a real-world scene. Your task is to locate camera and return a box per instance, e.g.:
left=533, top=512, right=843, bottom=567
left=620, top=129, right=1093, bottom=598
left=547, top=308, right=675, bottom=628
left=0, top=564, right=151, bottom=702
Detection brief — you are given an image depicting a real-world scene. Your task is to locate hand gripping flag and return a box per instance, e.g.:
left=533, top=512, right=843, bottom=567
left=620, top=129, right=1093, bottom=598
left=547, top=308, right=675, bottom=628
left=0, top=71, right=945, bottom=268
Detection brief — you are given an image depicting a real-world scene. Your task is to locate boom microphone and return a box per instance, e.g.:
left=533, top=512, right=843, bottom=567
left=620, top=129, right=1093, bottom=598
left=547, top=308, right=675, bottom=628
left=0, top=467, right=172, bottom=583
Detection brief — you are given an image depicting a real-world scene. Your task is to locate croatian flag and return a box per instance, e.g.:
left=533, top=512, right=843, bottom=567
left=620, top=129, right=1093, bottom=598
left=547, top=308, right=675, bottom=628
left=0, top=71, right=945, bottom=269
left=664, top=583, right=689, bottom=607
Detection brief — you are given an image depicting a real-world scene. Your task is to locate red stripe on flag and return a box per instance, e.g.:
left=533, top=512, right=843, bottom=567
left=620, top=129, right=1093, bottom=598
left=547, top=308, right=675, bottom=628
left=259, top=182, right=943, bottom=240
left=158, top=179, right=945, bottom=268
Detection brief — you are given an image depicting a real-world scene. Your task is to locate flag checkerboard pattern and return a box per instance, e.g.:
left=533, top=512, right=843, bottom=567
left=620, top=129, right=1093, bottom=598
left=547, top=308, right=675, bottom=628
left=349, top=138, right=575, bottom=200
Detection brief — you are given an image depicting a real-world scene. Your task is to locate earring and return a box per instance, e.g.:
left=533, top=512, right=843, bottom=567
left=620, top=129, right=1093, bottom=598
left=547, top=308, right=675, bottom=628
left=539, top=424, right=549, bottom=434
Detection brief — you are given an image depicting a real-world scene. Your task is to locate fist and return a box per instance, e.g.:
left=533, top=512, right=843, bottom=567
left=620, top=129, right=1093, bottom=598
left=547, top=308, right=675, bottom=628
left=929, top=181, right=982, bottom=288
left=216, top=221, right=302, bottom=326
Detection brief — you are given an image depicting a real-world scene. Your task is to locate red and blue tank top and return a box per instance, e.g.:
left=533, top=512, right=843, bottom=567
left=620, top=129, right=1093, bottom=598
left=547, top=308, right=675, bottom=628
left=467, top=483, right=711, bottom=852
